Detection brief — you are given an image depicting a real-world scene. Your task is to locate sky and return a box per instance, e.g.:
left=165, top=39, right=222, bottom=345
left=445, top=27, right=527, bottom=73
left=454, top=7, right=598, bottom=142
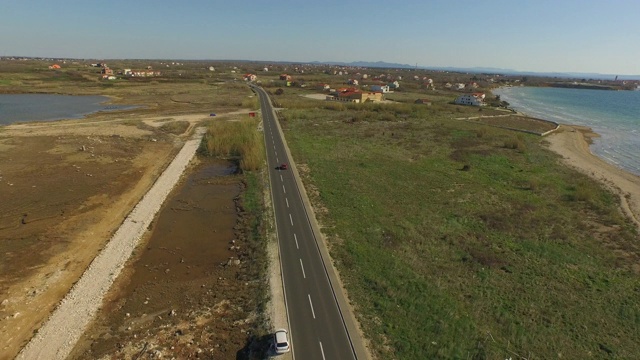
left=1, top=0, right=639, bottom=75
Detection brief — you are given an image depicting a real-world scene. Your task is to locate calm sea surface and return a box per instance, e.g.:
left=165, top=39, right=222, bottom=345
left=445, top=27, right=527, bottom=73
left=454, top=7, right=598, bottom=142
left=494, top=86, right=640, bottom=176
left=0, top=94, right=135, bottom=125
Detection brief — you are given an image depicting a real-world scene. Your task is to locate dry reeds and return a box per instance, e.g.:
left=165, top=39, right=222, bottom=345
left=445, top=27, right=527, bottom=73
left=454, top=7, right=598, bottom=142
left=202, top=119, right=264, bottom=171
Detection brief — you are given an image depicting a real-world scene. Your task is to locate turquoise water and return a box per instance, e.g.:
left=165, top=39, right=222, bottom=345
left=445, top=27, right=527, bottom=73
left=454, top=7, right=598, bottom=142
left=0, top=94, right=135, bottom=125
left=494, top=86, right=640, bottom=176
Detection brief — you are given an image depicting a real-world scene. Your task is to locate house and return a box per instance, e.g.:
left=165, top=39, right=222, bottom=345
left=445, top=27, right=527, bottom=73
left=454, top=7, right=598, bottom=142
left=347, top=79, right=359, bottom=86
left=101, top=67, right=114, bottom=75
left=454, top=93, right=486, bottom=106
left=326, top=89, right=383, bottom=103
left=208, top=66, right=215, bottom=71
left=318, top=83, right=331, bottom=91
left=125, top=70, right=161, bottom=77
left=388, top=80, right=400, bottom=89
left=244, top=74, right=257, bottom=82
left=453, top=83, right=466, bottom=90
left=279, top=74, right=292, bottom=81
left=414, top=98, right=432, bottom=106
left=48, top=64, right=61, bottom=69
left=370, top=84, right=390, bottom=93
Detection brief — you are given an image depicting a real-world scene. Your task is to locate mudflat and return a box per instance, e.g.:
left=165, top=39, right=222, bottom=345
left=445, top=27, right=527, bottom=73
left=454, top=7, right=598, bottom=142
left=0, top=116, right=178, bottom=358
left=0, top=60, right=261, bottom=358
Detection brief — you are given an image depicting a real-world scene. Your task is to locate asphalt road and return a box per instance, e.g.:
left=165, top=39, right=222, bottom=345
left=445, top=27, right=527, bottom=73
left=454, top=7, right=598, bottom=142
left=252, top=85, right=357, bottom=360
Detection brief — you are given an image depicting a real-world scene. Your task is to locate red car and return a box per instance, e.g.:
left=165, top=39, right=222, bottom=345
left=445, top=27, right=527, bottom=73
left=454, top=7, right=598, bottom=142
left=279, top=163, right=288, bottom=170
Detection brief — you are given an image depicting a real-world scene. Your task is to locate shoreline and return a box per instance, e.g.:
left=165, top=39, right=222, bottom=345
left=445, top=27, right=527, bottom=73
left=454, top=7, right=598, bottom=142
left=546, top=124, right=640, bottom=230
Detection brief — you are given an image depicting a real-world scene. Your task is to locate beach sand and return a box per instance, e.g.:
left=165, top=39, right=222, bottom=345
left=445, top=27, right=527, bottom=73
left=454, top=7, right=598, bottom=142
left=546, top=124, right=640, bottom=230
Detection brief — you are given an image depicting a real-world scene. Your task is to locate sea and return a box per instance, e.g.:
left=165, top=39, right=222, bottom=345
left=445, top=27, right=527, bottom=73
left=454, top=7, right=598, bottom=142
left=493, top=86, right=640, bottom=176
left=0, top=94, right=135, bottom=125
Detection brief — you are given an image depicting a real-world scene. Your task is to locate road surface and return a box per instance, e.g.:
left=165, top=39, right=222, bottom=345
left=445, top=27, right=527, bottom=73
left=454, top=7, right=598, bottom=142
left=252, top=85, right=361, bottom=360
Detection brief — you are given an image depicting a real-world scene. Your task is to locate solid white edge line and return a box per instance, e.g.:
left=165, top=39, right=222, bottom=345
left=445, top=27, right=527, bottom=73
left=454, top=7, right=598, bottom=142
left=294, top=233, right=299, bottom=249
left=300, top=258, right=306, bottom=278
left=256, top=87, right=296, bottom=360
left=308, top=294, right=316, bottom=319
left=289, top=213, right=293, bottom=226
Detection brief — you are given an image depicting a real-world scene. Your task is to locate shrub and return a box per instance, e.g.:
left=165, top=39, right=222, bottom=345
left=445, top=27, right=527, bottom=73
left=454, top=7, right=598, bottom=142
left=503, top=136, right=526, bottom=152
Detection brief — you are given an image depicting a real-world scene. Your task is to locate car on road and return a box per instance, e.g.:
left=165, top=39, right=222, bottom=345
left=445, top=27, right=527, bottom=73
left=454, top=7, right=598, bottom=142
left=278, top=163, right=288, bottom=170
left=273, top=329, right=290, bottom=354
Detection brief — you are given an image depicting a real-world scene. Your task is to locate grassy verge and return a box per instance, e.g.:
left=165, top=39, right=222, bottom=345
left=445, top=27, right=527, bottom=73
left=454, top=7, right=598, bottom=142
left=238, top=171, right=271, bottom=358
left=281, top=101, right=639, bottom=359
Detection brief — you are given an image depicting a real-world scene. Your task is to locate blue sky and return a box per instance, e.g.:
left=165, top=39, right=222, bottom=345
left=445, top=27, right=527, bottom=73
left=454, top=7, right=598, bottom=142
left=1, top=0, right=639, bottom=75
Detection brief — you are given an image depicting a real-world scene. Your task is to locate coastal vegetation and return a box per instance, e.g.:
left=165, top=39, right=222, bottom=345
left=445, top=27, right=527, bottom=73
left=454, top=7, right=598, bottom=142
left=276, top=89, right=639, bottom=359
left=201, top=119, right=264, bottom=171
left=4, top=58, right=638, bottom=359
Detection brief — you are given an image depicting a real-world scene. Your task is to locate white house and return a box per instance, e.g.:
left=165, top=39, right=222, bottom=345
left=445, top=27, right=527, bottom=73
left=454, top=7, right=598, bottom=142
left=370, top=84, right=390, bottom=93
left=454, top=93, right=486, bottom=106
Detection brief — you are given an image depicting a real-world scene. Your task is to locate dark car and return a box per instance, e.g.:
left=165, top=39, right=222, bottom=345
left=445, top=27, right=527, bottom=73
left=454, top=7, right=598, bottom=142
left=279, top=163, right=288, bottom=170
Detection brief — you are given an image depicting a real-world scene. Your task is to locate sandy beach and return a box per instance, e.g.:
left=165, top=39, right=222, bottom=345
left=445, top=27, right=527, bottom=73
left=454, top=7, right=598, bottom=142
left=546, top=124, right=640, bottom=230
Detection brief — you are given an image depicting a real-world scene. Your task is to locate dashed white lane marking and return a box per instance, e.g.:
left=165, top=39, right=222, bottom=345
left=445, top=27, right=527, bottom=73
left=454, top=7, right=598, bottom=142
left=282, top=184, right=286, bottom=194
left=294, top=233, right=299, bottom=249
left=280, top=174, right=283, bottom=182
left=286, top=198, right=289, bottom=208
left=275, top=151, right=277, bottom=157
left=308, top=294, right=316, bottom=319
left=319, top=341, right=326, bottom=360
left=289, top=214, right=293, bottom=226
left=300, top=258, right=306, bottom=278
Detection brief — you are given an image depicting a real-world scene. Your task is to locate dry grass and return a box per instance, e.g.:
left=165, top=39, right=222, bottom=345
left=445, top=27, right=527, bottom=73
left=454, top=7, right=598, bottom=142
left=201, top=119, right=264, bottom=171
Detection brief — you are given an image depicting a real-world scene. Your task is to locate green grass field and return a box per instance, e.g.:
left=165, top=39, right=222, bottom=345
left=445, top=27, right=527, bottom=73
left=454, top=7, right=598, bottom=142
left=280, top=99, right=639, bottom=359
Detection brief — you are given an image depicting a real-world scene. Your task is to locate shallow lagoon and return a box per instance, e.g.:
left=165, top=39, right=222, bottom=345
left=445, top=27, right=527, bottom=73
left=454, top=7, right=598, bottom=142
left=0, top=94, right=135, bottom=125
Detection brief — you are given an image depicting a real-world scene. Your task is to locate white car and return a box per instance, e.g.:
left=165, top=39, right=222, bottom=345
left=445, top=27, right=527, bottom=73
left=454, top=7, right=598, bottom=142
left=273, top=328, right=290, bottom=354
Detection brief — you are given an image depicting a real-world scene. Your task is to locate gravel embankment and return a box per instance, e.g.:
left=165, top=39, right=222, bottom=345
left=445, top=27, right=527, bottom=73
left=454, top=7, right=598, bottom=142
left=17, top=128, right=206, bottom=360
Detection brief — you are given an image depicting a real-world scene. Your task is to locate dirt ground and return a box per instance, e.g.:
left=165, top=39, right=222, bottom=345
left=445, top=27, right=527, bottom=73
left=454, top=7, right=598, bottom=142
left=67, top=158, right=267, bottom=359
left=0, top=110, right=259, bottom=359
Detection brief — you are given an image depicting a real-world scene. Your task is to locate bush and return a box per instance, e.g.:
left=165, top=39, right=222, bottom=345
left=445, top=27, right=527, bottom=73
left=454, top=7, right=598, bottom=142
left=503, top=136, right=526, bottom=152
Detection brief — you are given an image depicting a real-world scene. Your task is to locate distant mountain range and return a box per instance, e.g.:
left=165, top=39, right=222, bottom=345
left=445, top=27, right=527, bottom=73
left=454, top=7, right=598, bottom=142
left=308, top=61, right=640, bottom=81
